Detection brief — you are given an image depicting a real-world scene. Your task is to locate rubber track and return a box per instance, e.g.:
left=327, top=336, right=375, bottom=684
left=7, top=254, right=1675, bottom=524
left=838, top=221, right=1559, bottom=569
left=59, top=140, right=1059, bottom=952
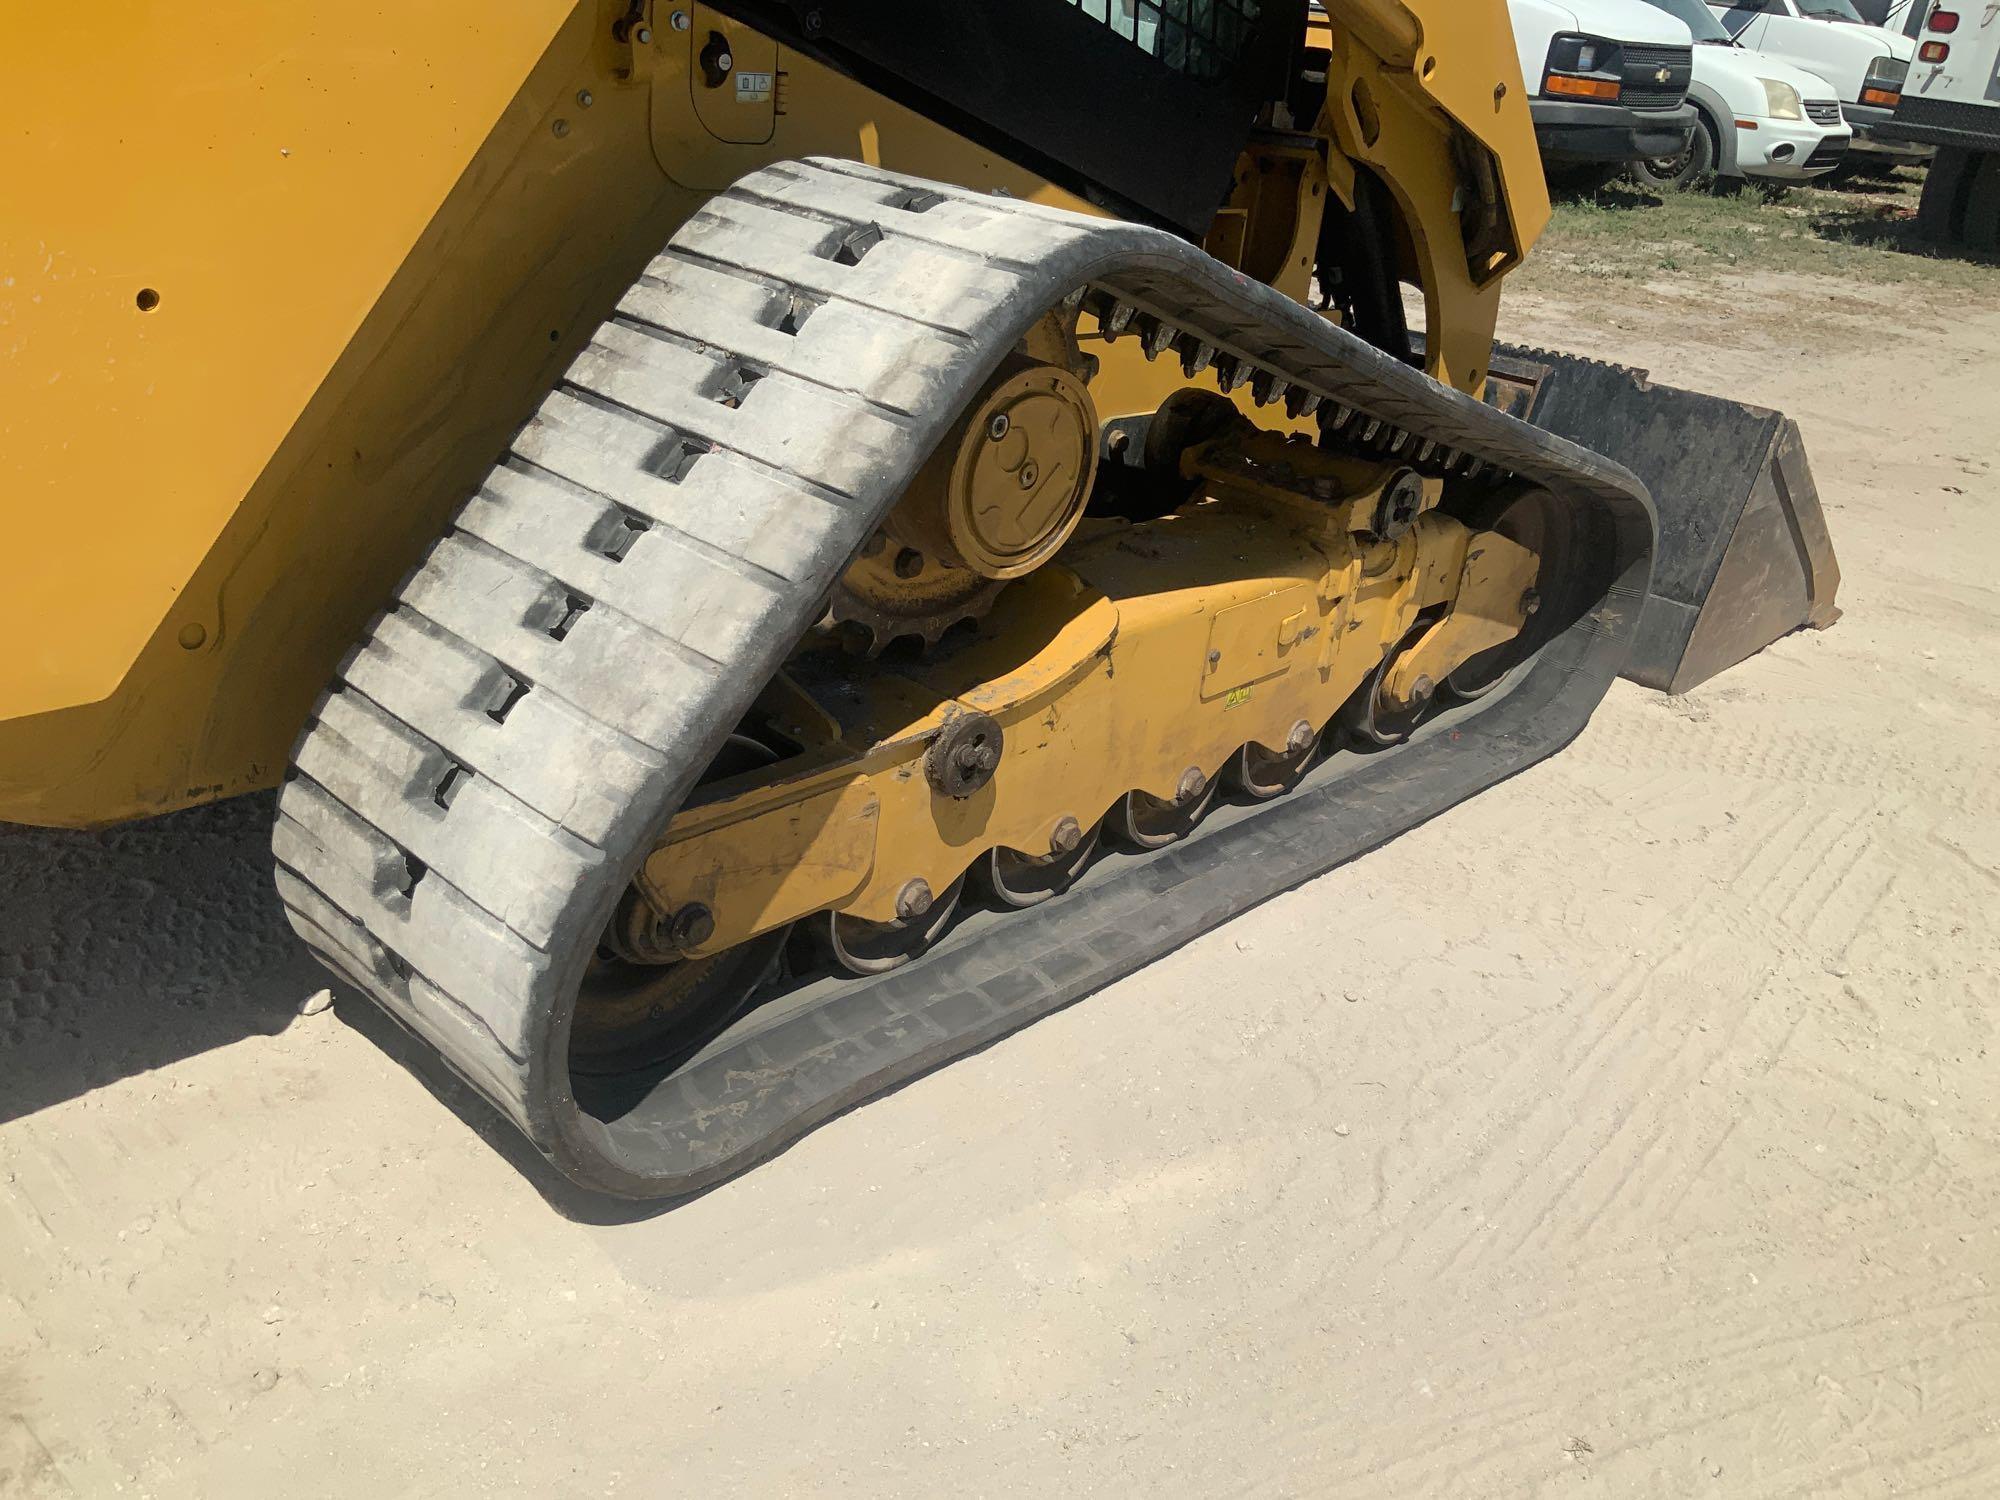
left=275, top=159, right=1655, bottom=1198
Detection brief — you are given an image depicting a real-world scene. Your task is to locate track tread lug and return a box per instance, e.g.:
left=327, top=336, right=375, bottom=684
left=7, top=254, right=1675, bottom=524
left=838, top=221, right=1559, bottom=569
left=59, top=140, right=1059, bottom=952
left=293, top=689, right=600, bottom=950
left=344, top=607, right=665, bottom=846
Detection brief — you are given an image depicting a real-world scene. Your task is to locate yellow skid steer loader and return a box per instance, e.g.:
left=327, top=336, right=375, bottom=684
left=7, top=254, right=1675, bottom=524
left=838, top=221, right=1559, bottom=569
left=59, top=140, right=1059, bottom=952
left=0, top=0, right=1838, bottom=1197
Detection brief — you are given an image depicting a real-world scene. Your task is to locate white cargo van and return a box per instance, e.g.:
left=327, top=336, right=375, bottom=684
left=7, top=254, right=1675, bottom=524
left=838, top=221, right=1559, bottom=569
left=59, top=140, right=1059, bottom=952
left=1706, top=0, right=1925, bottom=161
left=1511, top=0, right=1700, bottom=169
left=1627, top=0, right=1854, bottom=187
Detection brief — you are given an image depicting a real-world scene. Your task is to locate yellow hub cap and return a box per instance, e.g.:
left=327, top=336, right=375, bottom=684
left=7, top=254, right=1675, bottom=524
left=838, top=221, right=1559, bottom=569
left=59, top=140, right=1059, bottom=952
left=891, top=360, right=1100, bottom=580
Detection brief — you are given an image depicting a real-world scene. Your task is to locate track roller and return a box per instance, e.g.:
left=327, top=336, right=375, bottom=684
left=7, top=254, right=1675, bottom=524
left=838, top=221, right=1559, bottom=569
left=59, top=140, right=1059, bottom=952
left=1343, top=623, right=1434, bottom=748
left=1109, top=767, right=1218, bottom=849
left=1226, top=721, right=1320, bottom=800
left=975, top=818, right=1101, bottom=908
left=824, top=874, right=967, bottom=975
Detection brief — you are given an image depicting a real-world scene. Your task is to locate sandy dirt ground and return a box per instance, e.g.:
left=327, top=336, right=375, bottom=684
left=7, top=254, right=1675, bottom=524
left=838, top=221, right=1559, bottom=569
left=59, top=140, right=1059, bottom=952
left=4, top=262, right=1998, bottom=1499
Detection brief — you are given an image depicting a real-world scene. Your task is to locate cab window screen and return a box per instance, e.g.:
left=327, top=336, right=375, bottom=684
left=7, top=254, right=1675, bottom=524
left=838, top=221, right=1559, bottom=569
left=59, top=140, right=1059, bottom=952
left=1062, top=0, right=1263, bottom=79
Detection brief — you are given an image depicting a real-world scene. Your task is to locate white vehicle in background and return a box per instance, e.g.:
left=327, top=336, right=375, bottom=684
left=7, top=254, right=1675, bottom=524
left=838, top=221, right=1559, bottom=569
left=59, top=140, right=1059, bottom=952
left=1848, top=0, right=1920, bottom=27
left=1878, top=0, right=2000, bottom=246
left=1510, top=0, right=1699, bottom=174
left=1708, top=0, right=1927, bottom=163
left=1628, top=0, right=1855, bottom=186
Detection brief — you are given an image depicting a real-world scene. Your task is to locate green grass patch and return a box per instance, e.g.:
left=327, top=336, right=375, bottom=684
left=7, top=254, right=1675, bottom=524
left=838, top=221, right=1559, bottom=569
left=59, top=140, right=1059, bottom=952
left=1514, top=166, right=2000, bottom=294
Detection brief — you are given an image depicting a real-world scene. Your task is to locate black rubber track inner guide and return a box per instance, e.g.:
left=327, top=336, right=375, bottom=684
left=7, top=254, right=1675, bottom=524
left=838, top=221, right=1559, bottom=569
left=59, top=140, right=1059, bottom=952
left=275, top=159, right=1656, bottom=1199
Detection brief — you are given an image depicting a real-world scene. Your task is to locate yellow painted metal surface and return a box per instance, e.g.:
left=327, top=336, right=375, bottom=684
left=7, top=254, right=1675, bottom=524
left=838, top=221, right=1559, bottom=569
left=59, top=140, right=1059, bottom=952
left=648, top=781, right=880, bottom=937
left=1383, top=526, right=1537, bottom=705
left=1316, top=0, right=1548, bottom=389
left=2, top=2, right=673, bottom=823
left=1203, top=586, right=1317, bottom=699
left=688, top=5, right=778, bottom=144
left=1203, top=143, right=1331, bottom=304
left=0, top=5, right=1092, bottom=827
left=0, top=0, right=1550, bottom=828
left=636, top=469, right=1522, bottom=950
left=889, top=360, right=1099, bottom=579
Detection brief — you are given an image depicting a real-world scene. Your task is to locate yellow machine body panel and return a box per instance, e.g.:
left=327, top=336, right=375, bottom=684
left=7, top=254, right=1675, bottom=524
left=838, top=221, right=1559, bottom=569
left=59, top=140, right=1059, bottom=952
left=0, top=0, right=1550, bottom=828
left=5, top=5, right=578, bottom=771
left=0, top=3, right=1097, bottom=826
left=6, top=3, right=606, bottom=820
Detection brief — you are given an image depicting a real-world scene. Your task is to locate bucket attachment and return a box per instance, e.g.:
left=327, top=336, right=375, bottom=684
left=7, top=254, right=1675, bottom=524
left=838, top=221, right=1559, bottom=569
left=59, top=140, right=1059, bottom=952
left=1486, top=345, right=1841, bottom=694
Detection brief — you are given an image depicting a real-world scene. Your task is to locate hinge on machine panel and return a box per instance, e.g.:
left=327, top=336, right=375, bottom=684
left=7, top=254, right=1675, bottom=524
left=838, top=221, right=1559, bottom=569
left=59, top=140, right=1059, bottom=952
left=611, top=0, right=659, bottom=80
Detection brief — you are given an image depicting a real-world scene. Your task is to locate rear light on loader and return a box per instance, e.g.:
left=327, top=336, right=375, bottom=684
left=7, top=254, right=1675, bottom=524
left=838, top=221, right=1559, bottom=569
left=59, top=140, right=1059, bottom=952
left=1918, top=41, right=1950, bottom=61
left=1929, top=8, right=1959, bottom=32
left=1547, top=74, right=1622, bottom=101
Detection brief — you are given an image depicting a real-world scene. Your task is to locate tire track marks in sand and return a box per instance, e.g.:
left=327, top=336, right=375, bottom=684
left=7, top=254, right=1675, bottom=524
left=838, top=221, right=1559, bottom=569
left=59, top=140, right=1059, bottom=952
left=1356, top=777, right=1813, bottom=1279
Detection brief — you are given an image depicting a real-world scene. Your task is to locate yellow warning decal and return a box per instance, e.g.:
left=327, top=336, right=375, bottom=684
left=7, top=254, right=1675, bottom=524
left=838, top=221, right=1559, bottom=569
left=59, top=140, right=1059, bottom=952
left=1225, top=687, right=1252, bottom=709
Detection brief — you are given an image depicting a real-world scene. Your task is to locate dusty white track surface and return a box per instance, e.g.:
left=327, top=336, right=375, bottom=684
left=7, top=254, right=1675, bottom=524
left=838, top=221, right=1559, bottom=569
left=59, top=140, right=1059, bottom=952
left=3, top=271, right=1997, bottom=1497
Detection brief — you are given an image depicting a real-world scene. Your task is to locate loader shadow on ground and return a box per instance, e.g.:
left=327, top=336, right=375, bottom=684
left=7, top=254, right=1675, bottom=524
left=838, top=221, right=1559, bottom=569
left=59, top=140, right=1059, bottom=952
left=0, top=793, right=678, bottom=1221
left=331, top=981, right=679, bottom=1225
left=0, top=795, right=321, bottom=1125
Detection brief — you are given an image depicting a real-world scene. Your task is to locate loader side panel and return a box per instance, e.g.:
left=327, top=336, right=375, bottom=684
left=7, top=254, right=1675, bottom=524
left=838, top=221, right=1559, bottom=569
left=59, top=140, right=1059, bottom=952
left=1, top=3, right=581, bottom=720
left=0, top=3, right=617, bottom=820
left=0, top=4, right=1095, bottom=827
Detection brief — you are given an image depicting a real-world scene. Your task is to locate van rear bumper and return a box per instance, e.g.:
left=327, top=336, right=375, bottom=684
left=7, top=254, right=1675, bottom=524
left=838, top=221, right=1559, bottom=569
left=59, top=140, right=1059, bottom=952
left=1870, top=96, right=2000, bottom=154
left=1844, top=101, right=1938, bottom=161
